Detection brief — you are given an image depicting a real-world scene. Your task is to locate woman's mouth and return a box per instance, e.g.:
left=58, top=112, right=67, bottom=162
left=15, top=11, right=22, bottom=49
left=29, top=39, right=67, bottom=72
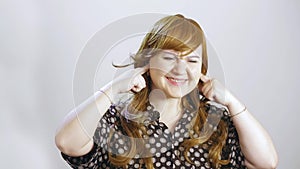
left=166, top=77, right=187, bottom=86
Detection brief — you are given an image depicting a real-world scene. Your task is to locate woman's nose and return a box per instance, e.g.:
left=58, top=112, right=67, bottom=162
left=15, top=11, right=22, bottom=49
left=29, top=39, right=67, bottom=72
left=171, top=59, right=187, bottom=75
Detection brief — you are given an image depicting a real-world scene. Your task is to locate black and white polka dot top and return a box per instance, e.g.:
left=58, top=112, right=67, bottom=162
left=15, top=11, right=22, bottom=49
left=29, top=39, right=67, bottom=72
left=62, top=103, right=246, bottom=169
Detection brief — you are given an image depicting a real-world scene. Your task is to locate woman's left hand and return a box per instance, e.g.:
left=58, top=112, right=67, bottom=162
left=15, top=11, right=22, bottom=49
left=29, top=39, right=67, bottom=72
left=198, top=74, right=234, bottom=107
left=199, top=75, right=278, bottom=169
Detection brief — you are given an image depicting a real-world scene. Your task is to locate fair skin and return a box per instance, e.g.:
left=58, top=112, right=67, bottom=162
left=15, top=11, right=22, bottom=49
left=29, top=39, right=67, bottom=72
left=148, top=49, right=202, bottom=132
left=199, top=76, right=278, bottom=168
left=55, top=46, right=278, bottom=168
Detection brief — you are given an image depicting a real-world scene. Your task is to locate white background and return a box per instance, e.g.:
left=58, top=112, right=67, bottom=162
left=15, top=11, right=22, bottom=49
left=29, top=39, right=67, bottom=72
left=1, top=0, right=299, bottom=168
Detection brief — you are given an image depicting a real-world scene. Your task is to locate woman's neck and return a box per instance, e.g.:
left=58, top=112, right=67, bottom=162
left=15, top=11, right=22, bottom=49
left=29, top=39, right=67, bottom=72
left=149, top=89, right=183, bottom=124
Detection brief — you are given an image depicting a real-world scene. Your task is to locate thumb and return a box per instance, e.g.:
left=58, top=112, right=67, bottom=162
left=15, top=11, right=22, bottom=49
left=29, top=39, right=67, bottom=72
left=200, top=74, right=210, bottom=83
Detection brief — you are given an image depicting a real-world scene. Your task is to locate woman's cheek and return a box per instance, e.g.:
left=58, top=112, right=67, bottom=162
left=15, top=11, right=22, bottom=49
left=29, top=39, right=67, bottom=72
left=190, top=67, right=202, bottom=80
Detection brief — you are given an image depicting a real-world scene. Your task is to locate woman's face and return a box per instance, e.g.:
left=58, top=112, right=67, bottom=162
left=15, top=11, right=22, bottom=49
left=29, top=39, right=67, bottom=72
left=149, top=46, right=202, bottom=98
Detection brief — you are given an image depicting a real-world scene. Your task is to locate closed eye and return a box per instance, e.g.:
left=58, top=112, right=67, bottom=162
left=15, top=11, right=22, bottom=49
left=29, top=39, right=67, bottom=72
left=161, top=51, right=178, bottom=61
left=188, top=59, right=199, bottom=63
left=163, top=56, right=176, bottom=60
left=187, top=56, right=201, bottom=63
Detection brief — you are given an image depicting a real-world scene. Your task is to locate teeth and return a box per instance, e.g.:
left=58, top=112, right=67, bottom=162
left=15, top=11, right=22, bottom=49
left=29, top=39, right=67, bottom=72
left=168, top=77, right=186, bottom=83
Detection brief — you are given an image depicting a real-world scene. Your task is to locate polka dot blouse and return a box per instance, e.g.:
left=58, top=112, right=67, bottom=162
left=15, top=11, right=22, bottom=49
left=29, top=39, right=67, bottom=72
left=61, top=103, right=246, bottom=168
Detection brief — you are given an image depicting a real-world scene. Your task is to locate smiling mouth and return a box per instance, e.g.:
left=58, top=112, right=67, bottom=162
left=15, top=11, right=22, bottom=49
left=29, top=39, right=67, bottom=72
left=166, top=77, right=187, bottom=86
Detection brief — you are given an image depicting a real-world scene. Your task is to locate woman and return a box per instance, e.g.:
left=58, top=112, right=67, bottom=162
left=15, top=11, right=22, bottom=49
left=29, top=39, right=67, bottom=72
left=55, top=14, right=278, bottom=169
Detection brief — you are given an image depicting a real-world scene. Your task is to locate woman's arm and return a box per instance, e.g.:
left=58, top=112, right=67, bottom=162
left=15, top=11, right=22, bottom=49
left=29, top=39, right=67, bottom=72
left=227, top=95, right=278, bottom=169
left=199, top=75, right=278, bottom=169
left=55, top=65, right=149, bottom=157
left=55, top=84, right=114, bottom=157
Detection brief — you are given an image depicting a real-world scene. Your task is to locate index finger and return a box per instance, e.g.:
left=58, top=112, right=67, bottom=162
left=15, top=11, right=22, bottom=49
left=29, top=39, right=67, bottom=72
left=200, top=73, right=211, bottom=83
left=134, top=64, right=149, bottom=76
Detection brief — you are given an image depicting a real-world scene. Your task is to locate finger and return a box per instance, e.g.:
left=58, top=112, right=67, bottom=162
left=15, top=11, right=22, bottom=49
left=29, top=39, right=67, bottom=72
left=137, top=75, right=146, bottom=88
left=131, top=84, right=143, bottom=93
left=201, top=76, right=212, bottom=89
left=134, top=64, right=150, bottom=76
left=130, top=84, right=140, bottom=93
left=206, top=87, right=215, bottom=101
left=201, top=78, right=217, bottom=97
left=132, top=83, right=143, bottom=92
left=131, top=86, right=140, bottom=93
left=130, top=89, right=138, bottom=94
left=131, top=76, right=146, bottom=92
left=202, top=82, right=212, bottom=97
left=200, top=74, right=211, bottom=83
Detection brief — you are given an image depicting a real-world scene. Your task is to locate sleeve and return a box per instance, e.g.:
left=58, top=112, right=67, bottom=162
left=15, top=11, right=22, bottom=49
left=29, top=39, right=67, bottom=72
left=61, top=143, right=100, bottom=169
left=60, top=105, right=119, bottom=168
left=222, top=115, right=247, bottom=169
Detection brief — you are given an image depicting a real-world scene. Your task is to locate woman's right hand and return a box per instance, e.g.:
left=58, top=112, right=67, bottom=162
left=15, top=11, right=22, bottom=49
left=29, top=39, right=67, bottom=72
left=55, top=65, right=149, bottom=156
left=111, top=64, right=149, bottom=94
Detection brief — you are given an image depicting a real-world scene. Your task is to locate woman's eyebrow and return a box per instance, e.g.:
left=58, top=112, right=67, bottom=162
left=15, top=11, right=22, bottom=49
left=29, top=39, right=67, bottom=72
left=162, top=50, right=201, bottom=59
left=162, top=51, right=178, bottom=56
left=186, top=55, right=201, bottom=59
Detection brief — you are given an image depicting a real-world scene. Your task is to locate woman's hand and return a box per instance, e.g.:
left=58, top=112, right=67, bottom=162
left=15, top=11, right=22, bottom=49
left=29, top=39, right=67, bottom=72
left=198, top=74, right=278, bottom=169
left=111, top=64, right=149, bottom=94
left=198, top=74, right=235, bottom=107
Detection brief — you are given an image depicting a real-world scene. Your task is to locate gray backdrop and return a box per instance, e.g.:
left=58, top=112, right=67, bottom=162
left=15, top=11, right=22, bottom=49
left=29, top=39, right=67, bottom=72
left=1, top=0, right=299, bottom=168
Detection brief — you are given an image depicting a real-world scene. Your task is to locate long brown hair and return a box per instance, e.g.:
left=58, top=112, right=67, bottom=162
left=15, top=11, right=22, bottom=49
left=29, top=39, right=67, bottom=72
left=108, top=14, right=229, bottom=168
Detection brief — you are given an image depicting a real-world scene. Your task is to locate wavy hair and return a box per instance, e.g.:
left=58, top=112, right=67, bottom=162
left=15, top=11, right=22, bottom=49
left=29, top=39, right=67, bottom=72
left=108, top=14, right=229, bottom=168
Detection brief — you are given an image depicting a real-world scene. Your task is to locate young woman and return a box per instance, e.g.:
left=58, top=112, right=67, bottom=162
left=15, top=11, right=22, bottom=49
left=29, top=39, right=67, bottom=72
left=55, top=14, right=278, bottom=169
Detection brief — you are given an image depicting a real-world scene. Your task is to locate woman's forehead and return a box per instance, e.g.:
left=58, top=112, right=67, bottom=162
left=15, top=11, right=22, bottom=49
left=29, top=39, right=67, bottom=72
left=162, top=45, right=202, bottom=57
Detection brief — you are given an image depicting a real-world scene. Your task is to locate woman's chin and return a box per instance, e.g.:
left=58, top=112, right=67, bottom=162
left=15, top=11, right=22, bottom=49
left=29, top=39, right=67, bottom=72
left=165, top=91, right=187, bottom=98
